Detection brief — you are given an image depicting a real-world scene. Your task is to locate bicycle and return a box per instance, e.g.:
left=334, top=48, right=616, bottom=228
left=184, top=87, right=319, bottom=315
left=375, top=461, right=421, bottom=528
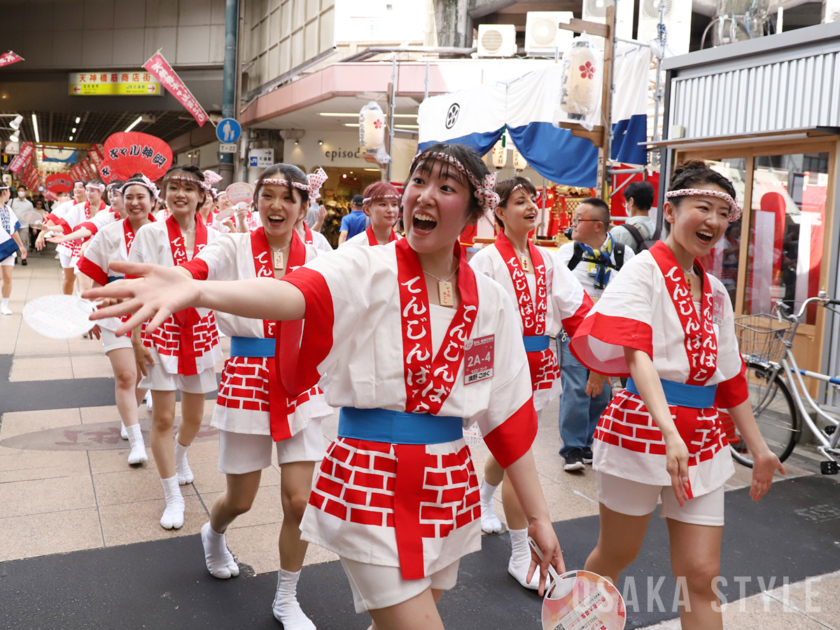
left=730, top=292, right=840, bottom=475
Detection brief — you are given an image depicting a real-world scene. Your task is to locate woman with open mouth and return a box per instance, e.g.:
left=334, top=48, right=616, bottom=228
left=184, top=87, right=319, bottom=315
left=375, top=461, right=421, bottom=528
left=470, top=176, right=592, bottom=590
left=85, top=143, right=565, bottom=630
left=125, top=165, right=223, bottom=531
left=177, top=163, right=332, bottom=630
left=77, top=175, right=158, bottom=467
left=340, top=181, right=402, bottom=247
left=570, top=160, right=785, bottom=629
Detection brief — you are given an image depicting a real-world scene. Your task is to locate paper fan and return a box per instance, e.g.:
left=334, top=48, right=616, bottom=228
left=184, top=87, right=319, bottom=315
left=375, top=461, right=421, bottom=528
left=45, top=172, right=74, bottom=193
left=98, top=159, right=119, bottom=184
left=103, top=132, right=173, bottom=182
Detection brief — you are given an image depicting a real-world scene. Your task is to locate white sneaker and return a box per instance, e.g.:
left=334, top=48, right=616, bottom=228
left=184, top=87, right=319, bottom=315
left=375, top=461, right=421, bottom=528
left=0, top=306, right=12, bottom=316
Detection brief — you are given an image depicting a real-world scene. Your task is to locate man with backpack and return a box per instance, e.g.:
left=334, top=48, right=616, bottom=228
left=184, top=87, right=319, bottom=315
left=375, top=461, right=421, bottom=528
left=610, top=180, right=656, bottom=254
left=555, top=198, right=634, bottom=471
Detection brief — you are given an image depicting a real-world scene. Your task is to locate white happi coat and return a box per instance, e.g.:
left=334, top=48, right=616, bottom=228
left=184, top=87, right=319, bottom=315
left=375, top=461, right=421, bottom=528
left=570, top=246, right=747, bottom=498
left=0, top=206, right=20, bottom=262
left=470, top=242, right=591, bottom=411
left=181, top=230, right=332, bottom=438
left=281, top=241, right=537, bottom=578
left=60, top=201, right=110, bottom=262
left=129, top=220, right=222, bottom=376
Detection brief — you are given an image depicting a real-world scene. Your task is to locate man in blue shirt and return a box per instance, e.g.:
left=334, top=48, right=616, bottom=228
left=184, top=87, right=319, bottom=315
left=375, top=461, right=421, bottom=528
left=338, top=195, right=367, bottom=244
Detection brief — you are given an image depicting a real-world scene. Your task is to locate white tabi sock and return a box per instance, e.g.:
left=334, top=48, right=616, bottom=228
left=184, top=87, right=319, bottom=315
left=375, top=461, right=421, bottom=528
left=272, top=568, right=316, bottom=630
left=126, top=424, right=148, bottom=465
left=479, top=480, right=502, bottom=534
left=508, top=528, right=539, bottom=590
left=159, top=476, right=185, bottom=530
left=174, top=439, right=194, bottom=485
left=0, top=298, right=11, bottom=315
left=120, top=421, right=128, bottom=440
left=201, top=522, right=239, bottom=579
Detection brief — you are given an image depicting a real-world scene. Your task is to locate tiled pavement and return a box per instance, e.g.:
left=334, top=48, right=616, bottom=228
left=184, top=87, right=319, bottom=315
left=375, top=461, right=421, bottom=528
left=1, top=251, right=838, bottom=629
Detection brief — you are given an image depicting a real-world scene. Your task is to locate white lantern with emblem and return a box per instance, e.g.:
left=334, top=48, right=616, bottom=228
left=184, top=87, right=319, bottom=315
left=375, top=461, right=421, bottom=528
left=512, top=148, right=528, bottom=171
left=491, top=138, right=507, bottom=169
left=359, top=101, right=390, bottom=164
left=558, top=33, right=602, bottom=130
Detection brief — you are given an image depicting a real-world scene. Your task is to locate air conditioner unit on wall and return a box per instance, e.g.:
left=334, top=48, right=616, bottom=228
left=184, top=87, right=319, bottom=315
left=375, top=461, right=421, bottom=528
left=476, top=24, right=517, bottom=58
left=525, top=11, right=574, bottom=54
left=825, top=0, right=840, bottom=23
left=638, top=0, right=692, bottom=56
left=582, top=0, right=634, bottom=48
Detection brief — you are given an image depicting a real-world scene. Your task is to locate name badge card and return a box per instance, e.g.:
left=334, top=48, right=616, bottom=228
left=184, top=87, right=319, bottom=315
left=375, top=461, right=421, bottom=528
left=464, top=334, right=494, bottom=385
left=713, top=289, right=725, bottom=326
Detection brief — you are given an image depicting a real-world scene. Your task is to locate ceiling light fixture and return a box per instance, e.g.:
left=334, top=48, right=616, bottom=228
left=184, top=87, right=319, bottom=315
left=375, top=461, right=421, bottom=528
left=75, top=117, right=81, bottom=123
left=31, top=114, right=40, bottom=143
left=72, top=127, right=76, bottom=133
left=9, top=114, right=23, bottom=130
left=125, top=115, right=143, bottom=132
left=9, top=131, right=19, bottom=142
left=69, top=136, right=74, bottom=141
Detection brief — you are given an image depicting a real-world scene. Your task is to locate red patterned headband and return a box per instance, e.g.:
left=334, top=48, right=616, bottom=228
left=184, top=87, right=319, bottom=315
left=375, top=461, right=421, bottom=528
left=260, top=167, right=328, bottom=201
left=665, top=188, right=742, bottom=222
left=410, top=150, right=500, bottom=213
left=120, top=175, right=161, bottom=201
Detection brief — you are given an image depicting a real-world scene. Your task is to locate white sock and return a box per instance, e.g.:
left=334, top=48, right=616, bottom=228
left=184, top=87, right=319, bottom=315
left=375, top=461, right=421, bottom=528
left=0, top=298, right=10, bottom=313
left=201, top=522, right=239, bottom=579
left=508, top=528, right=539, bottom=590
left=159, top=476, right=185, bottom=529
left=126, top=424, right=148, bottom=465
left=273, top=568, right=316, bottom=630
left=174, top=439, right=194, bottom=485
left=479, top=480, right=502, bottom=534
left=120, top=421, right=128, bottom=440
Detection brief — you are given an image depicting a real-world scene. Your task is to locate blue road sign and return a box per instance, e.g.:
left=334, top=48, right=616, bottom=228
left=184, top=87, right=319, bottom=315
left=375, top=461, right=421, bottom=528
left=216, top=118, right=241, bottom=144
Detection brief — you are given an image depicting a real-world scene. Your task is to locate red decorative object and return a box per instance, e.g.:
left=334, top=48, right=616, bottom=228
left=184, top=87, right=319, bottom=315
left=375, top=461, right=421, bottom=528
left=0, top=51, right=23, bottom=68
left=9, top=142, right=34, bottom=173
left=103, top=131, right=173, bottom=181
left=98, top=159, right=118, bottom=183
left=143, top=52, right=208, bottom=127
left=45, top=173, right=74, bottom=193
left=579, top=61, right=595, bottom=79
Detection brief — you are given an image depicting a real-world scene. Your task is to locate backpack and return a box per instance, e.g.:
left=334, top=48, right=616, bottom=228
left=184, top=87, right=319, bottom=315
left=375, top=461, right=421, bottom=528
left=567, top=241, right=626, bottom=272
left=620, top=222, right=659, bottom=253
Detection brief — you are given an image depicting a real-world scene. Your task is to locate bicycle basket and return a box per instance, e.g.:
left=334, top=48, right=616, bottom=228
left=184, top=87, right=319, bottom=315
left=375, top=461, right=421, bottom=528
left=734, top=314, right=792, bottom=363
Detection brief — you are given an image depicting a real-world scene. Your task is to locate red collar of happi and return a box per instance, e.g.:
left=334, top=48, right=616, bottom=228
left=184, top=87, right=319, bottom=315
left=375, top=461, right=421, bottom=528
left=366, top=224, right=398, bottom=246
left=494, top=231, right=547, bottom=336
left=649, top=241, right=717, bottom=385
left=395, top=238, right=479, bottom=414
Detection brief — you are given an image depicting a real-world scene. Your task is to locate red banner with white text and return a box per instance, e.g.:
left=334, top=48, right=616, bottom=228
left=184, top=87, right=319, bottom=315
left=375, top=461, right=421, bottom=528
left=143, top=52, right=208, bottom=127
left=0, top=51, right=23, bottom=68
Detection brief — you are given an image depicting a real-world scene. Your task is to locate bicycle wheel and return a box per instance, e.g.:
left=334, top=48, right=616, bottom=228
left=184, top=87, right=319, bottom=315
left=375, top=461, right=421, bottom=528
left=729, top=360, right=799, bottom=467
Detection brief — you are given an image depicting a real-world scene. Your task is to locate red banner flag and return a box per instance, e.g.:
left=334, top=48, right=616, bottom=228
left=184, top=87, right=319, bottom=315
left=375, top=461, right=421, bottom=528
left=143, top=52, right=208, bottom=127
left=9, top=142, right=34, bottom=173
left=0, top=51, right=23, bottom=68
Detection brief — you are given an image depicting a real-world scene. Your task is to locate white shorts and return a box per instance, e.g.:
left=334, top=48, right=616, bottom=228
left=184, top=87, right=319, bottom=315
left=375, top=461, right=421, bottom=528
left=138, top=348, right=217, bottom=394
left=0, top=253, right=16, bottom=266
left=101, top=328, right=133, bottom=354
left=59, top=250, right=74, bottom=269
left=339, top=556, right=460, bottom=614
left=217, top=420, right=325, bottom=474
left=597, top=472, right=725, bottom=527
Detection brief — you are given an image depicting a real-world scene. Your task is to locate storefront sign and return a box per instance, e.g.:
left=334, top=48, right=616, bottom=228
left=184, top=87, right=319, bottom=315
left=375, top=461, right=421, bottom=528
left=69, top=71, right=161, bottom=96
left=249, top=148, right=274, bottom=168
left=143, top=52, right=208, bottom=126
left=4, top=141, right=19, bottom=155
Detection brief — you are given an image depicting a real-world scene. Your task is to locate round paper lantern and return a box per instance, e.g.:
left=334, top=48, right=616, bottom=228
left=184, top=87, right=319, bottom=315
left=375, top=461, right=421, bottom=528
left=560, top=38, right=601, bottom=120
left=513, top=148, right=527, bottom=171
left=360, top=102, right=386, bottom=153
left=491, top=139, right=507, bottom=169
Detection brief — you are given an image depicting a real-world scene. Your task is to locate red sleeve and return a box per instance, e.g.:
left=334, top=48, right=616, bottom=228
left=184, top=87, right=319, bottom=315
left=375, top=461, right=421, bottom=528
left=76, top=256, right=109, bottom=287
left=79, top=221, right=98, bottom=236
left=482, top=399, right=538, bottom=468
left=569, top=312, right=653, bottom=377
left=560, top=292, right=593, bottom=339
left=715, top=357, right=749, bottom=409
left=50, top=216, right=72, bottom=234
left=277, top=267, right=335, bottom=396
left=179, top=259, right=209, bottom=281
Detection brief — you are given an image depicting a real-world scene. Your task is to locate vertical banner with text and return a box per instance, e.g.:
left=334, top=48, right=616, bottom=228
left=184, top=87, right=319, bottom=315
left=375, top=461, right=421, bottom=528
left=0, top=51, right=23, bottom=68
left=143, top=52, right=209, bottom=127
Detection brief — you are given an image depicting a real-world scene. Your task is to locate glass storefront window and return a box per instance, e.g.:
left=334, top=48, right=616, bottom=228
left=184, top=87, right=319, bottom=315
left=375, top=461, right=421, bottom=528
left=745, top=153, right=829, bottom=325
left=697, top=158, right=747, bottom=307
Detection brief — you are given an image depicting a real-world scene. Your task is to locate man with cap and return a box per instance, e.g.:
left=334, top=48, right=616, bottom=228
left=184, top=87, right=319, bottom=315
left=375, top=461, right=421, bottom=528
left=337, top=194, right=367, bottom=245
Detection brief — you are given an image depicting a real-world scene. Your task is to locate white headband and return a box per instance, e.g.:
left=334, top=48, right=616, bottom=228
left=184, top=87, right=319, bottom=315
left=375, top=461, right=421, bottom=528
left=119, top=175, right=161, bottom=202
left=665, top=188, right=742, bottom=222
left=86, top=183, right=106, bottom=192
left=260, top=167, right=328, bottom=201
left=410, top=150, right=500, bottom=213
left=363, top=194, right=400, bottom=204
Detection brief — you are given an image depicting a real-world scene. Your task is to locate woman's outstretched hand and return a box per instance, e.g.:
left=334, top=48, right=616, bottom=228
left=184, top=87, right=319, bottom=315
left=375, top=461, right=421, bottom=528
left=82, top=261, right=200, bottom=337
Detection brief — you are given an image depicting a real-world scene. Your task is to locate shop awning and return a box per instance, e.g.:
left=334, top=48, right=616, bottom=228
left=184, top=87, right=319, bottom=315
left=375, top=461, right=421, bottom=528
left=644, top=127, right=840, bottom=150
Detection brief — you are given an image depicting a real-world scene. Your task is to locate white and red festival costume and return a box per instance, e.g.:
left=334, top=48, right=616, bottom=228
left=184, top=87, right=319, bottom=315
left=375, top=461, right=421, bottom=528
left=470, top=232, right=592, bottom=410
left=57, top=199, right=109, bottom=266
left=277, top=239, right=537, bottom=591
left=342, top=225, right=401, bottom=248
left=570, top=242, right=749, bottom=499
left=299, top=221, right=333, bottom=252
